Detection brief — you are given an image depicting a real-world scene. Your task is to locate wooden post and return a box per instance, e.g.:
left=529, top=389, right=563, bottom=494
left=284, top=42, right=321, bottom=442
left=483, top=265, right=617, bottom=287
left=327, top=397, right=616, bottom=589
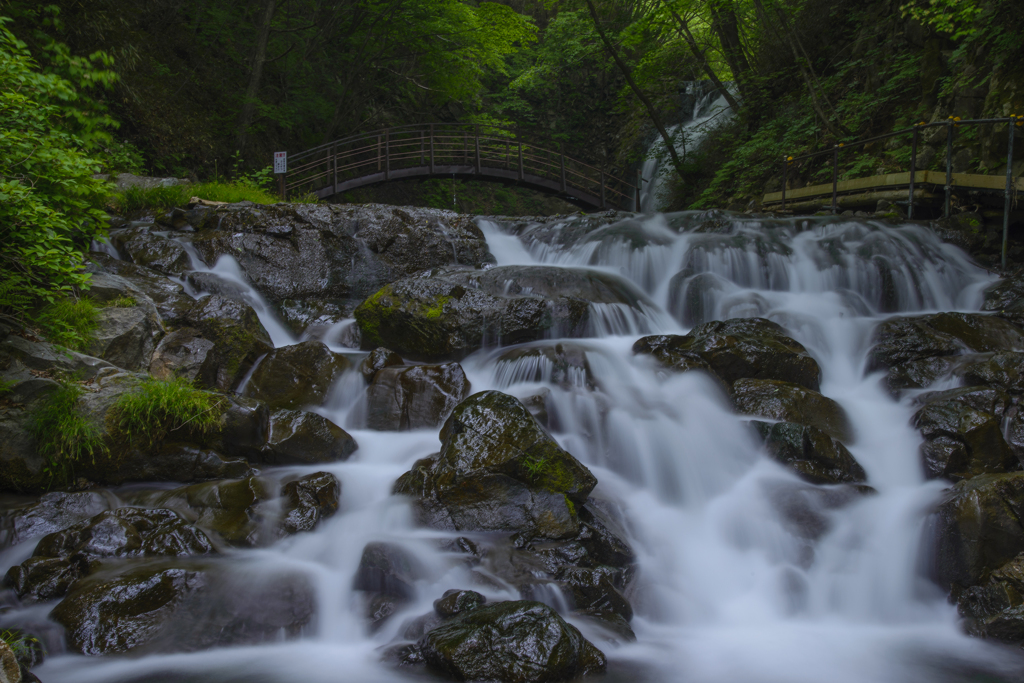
left=429, top=124, right=435, bottom=174
left=332, top=142, right=338, bottom=193
left=377, top=134, right=382, bottom=172
left=505, top=142, right=509, bottom=170
left=1003, top=116, right=1018, bottom=271
left=600, top=171, right=606, bottom=209
left=475, top=125, right=481, bottom=174
left=518, top=140, right=524, bottom=181
left=945, top=118, right=954, bottom=219
left=636, top=169, right=642, bottom=211
left=560, top=143, right=566, bottom=193
left=463, top=131, right=468, bottom=166
left=781, top=156, right=788, bottom=211
left=420, top=129, right=425, bottom=166
left=908, top=125, right=919, bottom=219
left=831, top=145, right=839, bottom=214
left=278, top=173, right=286, bottom=201
left=385, top=129, right=390, bottom=180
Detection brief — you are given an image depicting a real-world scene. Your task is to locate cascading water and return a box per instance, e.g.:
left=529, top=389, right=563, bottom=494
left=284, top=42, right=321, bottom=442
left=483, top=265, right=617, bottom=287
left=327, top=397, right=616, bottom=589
left=12, top=211, right=1024, bottom=682
left=639, top=84, right=733, bottom=213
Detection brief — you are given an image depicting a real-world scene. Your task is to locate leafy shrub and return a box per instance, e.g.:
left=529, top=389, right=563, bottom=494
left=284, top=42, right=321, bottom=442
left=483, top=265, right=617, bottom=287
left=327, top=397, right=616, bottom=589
left=110, top=376, right=225, bottom=449
left=29, top=380, right=106, bottom=484
left=31, top=296, right=98, bottom=350
left=0, top=18, right=115, bottom=326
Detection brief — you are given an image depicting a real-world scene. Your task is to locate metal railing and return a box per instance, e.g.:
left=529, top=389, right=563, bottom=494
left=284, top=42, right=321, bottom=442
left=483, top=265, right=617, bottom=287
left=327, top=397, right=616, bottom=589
left=778, top=115, right=1024, bottom=268
left=282, top=123, right=638, bottom=211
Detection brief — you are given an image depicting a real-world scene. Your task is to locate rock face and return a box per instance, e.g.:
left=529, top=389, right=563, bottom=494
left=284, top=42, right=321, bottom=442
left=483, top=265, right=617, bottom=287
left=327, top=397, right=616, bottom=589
left=418, top=600, right=606, bottom=683
left=868, top=312, right=1024, bottom=393
left=89, top=254, right=196, bottom=326
left=182, top=296, right=274, bottom=391
left=279, top=472, right=341, bottom=535
left=957, top=553, right=1024, bottom=643
left=259, top=409, right=358, bottom=465
left=187, top=204, right=494, bottom=308
left=912, top=386, right=1018, bottom=481
left=367, top=362, right=471, bottom=431
left=394, top=391, right=597, bottom=539
left=731, top=379, right=854, bottom=443
left=355, top=266, right=654, bottom=360
left=113, top=227, right=193, bottom=276
left=634, top=318, right=821, bottom=390
left=245, top=341, right=350, bottom=409
left=752, top=421, right=866, bottom=485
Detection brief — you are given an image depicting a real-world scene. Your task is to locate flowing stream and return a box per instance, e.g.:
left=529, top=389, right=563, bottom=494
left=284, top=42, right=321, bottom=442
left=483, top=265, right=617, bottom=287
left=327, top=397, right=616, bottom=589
left=19, top=212, right=1024, bottom=682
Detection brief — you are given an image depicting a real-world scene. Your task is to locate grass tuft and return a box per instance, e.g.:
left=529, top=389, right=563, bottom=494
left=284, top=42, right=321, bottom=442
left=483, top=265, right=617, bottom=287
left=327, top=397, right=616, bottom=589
left=29, top=381, right=106, bottom=485
left=109, top=295, right=137, bottom=308
left=110, top=376, right=225, bottom=449
left=31, top=297, right=98, bottom=351
left=108, top=181, right=317, bottom=217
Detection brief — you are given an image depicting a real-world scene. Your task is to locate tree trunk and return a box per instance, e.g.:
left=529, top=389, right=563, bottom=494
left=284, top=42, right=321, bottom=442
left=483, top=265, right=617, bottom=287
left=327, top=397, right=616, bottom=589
left=584, top=0, right=687, bottom=187
left=659, top=0, right=740, bottom=112
left=708, top=1, right=750, bottom=85
left=236, top=0, right=277, bottom=153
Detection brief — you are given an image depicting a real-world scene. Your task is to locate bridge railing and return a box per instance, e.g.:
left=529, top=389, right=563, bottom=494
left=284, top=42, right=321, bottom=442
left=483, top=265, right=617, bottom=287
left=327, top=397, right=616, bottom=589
left=283, top=123, right=637, bottom=210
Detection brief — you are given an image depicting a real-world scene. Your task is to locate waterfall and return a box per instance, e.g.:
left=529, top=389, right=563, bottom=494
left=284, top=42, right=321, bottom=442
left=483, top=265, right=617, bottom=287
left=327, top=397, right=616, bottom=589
left=15, top=211, right=1024, bottom=683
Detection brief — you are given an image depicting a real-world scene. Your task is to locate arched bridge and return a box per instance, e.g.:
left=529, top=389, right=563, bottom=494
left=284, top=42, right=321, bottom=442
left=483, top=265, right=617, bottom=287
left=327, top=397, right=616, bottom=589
left=283, top=123, right=639, bottom=211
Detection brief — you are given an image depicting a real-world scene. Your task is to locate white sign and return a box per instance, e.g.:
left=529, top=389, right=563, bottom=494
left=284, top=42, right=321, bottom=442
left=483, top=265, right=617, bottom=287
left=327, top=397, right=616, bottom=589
left=274, top=151, right=287, bottom=174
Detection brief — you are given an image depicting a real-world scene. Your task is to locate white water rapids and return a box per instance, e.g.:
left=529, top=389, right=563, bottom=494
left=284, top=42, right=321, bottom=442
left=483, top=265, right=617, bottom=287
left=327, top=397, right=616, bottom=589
left=18, top=212, right=1024, bottom=682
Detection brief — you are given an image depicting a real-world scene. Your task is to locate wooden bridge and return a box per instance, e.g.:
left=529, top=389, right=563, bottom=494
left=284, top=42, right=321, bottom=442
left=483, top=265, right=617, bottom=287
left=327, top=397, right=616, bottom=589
left=282, top=123, right=638, bottom=211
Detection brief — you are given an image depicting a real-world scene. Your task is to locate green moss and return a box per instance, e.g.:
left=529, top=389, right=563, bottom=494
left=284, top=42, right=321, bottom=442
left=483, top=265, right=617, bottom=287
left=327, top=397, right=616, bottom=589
left=109, top=295, right=138, bottom=308
left=109, top=376, right=226, bottom=450
left=28, top=381, right=107, bottom=486
left=423, top=295, right=451, bottom=319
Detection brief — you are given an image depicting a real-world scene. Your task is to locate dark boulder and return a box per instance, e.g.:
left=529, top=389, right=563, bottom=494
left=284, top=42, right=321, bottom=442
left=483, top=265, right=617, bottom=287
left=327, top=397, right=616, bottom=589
left=146, top=476, right=272, bottom=547
left=958, top=352, right=1024, bottom=394
left=394, top=391, right=597, bottom=539
left=182, top=296, right=274, bottom=391
left=933, top=472, right=1024, bottom=591
left=279, top=471, right=340, bottom=535
left=752, top=421, right=866, bottom=485
left=88, top=254, right=195, bottom=326
left=359, top=347, right=403, bottom=382
left=634, top=318, right=821, bottom=390
left=214, top=396, right=270, bottom=461
left=912, top=386, right=1018, bottom=481
left=245, top=341, right=350, bottom=410
left=83, top=304, right=163, bottom=372
left=259, top=409, right=358, bottom=465
left=418, top=600, right=606, bottom=683
left=354, top=542, right=423, bottom=631
left=957, top=553, right=1024, bottom=644
left=731, top=379, right=854, bottom=443
left=148, top=327, right=217, bottom=383
left=982, top=273, right=1024, bottom=328
left=434, top=589, right=486, bottom=618
left=3, top=491, right=112, bottom=547
left=869, top=313, right=1024, bottom=392
left=114, top=228, right=193, bottom=276
left=556, top=565, right=632, bottom=621
left=367, top=362, right=471, bottom=431
left=354, top=266, right=653, bottom=360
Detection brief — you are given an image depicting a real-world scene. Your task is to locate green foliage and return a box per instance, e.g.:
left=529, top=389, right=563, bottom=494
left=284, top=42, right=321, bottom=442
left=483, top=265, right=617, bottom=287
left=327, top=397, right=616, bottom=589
left=109, top=295, right=137, bottom=308
left=29, top=380, right=106, bottom=484
left=900, top=0, right=983, bottom=39
left=31, top=296, right=98, bottom=350
left=0, top=628, right=42, bottom=662
left=0, top=17, right=115, bottom=325
left=110, top=376, right=224, bottom=449
left=97, top=139, right=146, bottom=175
left=0, top=378, right=16, bottom=396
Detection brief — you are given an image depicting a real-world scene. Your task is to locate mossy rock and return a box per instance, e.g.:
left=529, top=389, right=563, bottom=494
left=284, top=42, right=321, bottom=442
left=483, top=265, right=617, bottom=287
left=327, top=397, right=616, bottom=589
left=752, top=420, right=866, bottom=485
left=245, top=340, right=350, bottom=410
left=183, top=296, right=273, bottom=391
left=731, top=378, right=853, bottom=443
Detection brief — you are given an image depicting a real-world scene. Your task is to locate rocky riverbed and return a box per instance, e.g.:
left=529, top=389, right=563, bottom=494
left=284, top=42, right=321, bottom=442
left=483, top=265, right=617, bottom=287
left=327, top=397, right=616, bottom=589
left=2, top=202, right=1024, bottom=683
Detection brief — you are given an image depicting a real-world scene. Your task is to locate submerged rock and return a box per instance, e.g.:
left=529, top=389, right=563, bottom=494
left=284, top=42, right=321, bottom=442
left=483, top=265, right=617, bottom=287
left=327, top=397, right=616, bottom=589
left=418, top=600, right=606, bottom=682
left=495, top=343, right=596, bottom=390
left=245, top=341, right=350, bottom=410
left=394, top=391, right=597, bottom=539
left=366, top=362, right=471, bottom=430
left=731, top=378, right=853, bottom=443
left=635, top=318, right=821, bottom=390
left=752, top=421, right=866, bottom=485
left=354, top=542, right=423, bottom=631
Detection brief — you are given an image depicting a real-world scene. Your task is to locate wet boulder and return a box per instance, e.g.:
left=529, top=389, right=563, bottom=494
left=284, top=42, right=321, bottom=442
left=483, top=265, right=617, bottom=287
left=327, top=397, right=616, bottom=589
left=494, top=343, right=596, bottom=391
left=731, top=379, right=854, bottom=443
left=434, top=589, right=486, bottom=618
left=982, top=273, right=1024, bottom=328
left=354, top=266, right=653, bottom=360
left=634, top=318, right=821, bottom=391
left=245, top=341, right=350, bottom=410
left=188, top=204, right=493, bottom=306
left=933, top=472, right=1024, bottom=591
left=259, top=409, right=358, bottom=465
left=279, top=471, right=340, bottom=535
left=367, top=362, right=471, bottom=431
left=182, top=296, right=273, bottom=391
left=354, top=542, right=423, bottom=630
left=148, top=476, right=272, bottom=547
left=752, top=421, right=866, bottom=485
left=114, top=444, right=254, bottom=484
left=912, top=386, right=1018, bottom=481
left=394, top=391, right=597, bottom=539
left=359, top=347, right=403, bottom=382
left=88, top=254, right=195, bottom=326
left=957, top=553, right=1024, bottom=644
left=418, top=600, right=606, bottom=683
left=114, top=228, right=193, bottom=276
left=148, top=327, right=217, bottom=383
left=868, top=313, right=1024, bottom=392
left=556, top=565, right=632, bottom=621
left=214, top=396, right=270, bottom=461
left=3, top=491, right=112, bottom=547
left=957, top=352, right=1024, bottom=394
left=83, top=305, right=163, bottom=372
